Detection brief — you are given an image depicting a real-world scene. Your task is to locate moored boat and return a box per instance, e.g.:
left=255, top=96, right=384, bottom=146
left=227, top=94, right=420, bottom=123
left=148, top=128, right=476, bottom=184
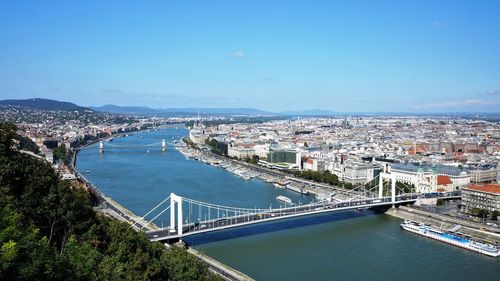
left=276, top=195, right=293, bottom=205
left=400, top=220, right=499, bottom=257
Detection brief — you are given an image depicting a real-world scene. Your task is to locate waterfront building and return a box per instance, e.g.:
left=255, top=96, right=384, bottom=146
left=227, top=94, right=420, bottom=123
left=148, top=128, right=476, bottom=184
left=189, top=129, right=208, bottom=144
left=267, top=148, right=299, bottom=165
left=461, top=184, right=500, bottom=213
left=327, top=158, right=380, bottom=185
left=391, top=163, right=470, bottom=191
left=303, top=158, right=318, bottom=171
left=228, top=145, right=255, bottom=159
left=253, top=144, right=270, bottom=158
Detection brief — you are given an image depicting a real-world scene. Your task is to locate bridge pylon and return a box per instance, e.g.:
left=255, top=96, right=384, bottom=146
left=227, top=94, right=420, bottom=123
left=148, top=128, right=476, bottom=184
left=169, top=193, right=183, bottom=236
left=378, top=172, right=396, bottom=206
left=378, top=174, right=383, bottom=198
left=391, top=175, right=396, bottom=207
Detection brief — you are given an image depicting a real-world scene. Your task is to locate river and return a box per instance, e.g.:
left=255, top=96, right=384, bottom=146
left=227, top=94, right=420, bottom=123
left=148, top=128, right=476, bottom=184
left=76, top=128, right=500, bottom=281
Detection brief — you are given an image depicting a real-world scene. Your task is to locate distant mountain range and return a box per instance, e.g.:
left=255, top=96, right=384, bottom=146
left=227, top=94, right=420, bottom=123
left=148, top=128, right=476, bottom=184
left=90, top=105, right=273, bottom=116
left=0, top=98, right=92, bottom=112
left=0, top=98, right=340, bottom=116
left=280, top=109, right=337, bottom=116
left=91, top=104, right=341, bottom=116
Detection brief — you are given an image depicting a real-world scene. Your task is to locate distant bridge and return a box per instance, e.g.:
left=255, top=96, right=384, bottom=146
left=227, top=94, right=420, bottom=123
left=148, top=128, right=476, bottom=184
left=130, top=173, right=461, bottom=242
left=98, top=139, right=169, bottom=153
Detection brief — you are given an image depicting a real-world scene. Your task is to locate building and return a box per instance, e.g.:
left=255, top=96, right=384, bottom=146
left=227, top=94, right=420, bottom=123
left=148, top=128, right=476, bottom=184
left=228, top=146, right=255, bottom=159
left=267, top=149, right=299, bottom=165
left=189, top=129, right=208, bottom=145
left=461, top=184, right=500, bottom=213
left=469, top=164, right=498, bottom=183
left=342, top=162, right=379, bottom=185
left=327, top=158, right=381, bottom=185
left=303, top=158, right=318, bottom=171
left=390, top=163, right=470, bottom=191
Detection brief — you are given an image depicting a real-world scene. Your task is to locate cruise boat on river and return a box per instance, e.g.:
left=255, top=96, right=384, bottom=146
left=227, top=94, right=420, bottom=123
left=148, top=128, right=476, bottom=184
left=400, top=220, right=499, bottom=257
left=276, top=195, right=293, bottom=205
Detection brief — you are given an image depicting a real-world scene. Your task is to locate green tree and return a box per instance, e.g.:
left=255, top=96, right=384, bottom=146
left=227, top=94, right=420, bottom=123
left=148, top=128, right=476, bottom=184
left=491, top=210, right=499, bottom=221
left=52, top=144, right=67, bottom=164
left=0, top=123, right=221, bottom=281
left=16, top=135, right=40, bottom=154
left=478, top=209, right=489, bottom=219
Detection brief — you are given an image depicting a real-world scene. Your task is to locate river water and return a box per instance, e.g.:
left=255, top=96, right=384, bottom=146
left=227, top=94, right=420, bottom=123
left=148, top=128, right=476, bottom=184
left=76, top=128, right=500, bottom=281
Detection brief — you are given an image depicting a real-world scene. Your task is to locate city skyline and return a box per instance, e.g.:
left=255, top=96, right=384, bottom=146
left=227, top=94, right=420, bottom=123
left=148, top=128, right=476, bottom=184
left=1, top=0, right=499, bottom=112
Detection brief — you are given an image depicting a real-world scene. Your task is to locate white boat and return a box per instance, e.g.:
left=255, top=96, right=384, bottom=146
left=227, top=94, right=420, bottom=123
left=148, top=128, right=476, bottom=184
left=400, top=220, right=499, bottom=257
left=276, top=195, right=293, bottom=205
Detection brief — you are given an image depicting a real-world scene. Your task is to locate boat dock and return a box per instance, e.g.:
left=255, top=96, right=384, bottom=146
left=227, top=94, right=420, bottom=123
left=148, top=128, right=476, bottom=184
left=286, top=183, right=310, bottom=195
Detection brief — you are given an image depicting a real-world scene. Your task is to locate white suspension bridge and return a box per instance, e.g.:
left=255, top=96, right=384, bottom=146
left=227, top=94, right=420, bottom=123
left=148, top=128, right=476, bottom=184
left=130, top=173, right=460, bottom=242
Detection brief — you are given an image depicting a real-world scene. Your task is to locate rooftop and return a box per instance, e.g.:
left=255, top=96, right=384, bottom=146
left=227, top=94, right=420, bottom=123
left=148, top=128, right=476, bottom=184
left=465, top=184, right=500, bottom=194
left=391, top=163, right=466, bottom=176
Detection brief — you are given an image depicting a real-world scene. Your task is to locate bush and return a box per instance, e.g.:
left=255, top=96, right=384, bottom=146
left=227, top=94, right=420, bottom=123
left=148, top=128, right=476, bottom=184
left=0, top=122, right=220, bottom=281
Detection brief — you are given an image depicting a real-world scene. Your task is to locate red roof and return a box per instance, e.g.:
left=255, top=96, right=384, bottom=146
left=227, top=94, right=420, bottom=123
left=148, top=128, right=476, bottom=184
left=466, top=184, right=500, bottom=194
left=437, top=175, right=452, bottom=185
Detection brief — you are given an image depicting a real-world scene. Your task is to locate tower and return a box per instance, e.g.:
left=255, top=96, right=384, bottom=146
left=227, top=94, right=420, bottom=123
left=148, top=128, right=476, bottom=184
left=169, top=193, right=183, bottom=236
left=430, top=164, right=438, bottom=192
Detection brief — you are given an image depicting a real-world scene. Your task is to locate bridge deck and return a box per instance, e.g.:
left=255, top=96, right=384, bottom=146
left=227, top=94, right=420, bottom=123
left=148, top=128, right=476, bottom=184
left=146, top=194, right=460, bottom=241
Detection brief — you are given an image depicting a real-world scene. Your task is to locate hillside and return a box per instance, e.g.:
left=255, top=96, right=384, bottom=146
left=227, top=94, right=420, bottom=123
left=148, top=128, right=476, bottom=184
left=90, top=104, right=159, bottom=114
left=0, top=122, right=220, bottom=281
left=0, top=98, right=92, bottom=111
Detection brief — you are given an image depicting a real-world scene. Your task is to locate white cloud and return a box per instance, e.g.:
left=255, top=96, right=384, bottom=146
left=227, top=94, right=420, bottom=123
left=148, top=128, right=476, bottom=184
left=413, top=98, right=500, bottom=110
left=232, top=50, right=245, bottom=58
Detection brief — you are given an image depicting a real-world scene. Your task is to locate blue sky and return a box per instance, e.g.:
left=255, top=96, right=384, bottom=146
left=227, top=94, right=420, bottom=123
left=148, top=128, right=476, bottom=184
left=0, top=0, right=499, bottom=112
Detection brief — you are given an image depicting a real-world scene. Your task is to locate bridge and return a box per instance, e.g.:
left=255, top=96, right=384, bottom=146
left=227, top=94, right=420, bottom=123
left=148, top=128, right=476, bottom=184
left=131, top=173, right=461, bottom=242
left=98, top=138, right=169, bottom=153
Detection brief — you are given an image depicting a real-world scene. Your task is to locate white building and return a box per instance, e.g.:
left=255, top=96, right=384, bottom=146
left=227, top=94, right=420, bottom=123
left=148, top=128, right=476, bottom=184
left=391, top=163, right=470, bottom=191
left=189, top=129, right=208, bottom=145
left=228, top=146, right=255, bottom=159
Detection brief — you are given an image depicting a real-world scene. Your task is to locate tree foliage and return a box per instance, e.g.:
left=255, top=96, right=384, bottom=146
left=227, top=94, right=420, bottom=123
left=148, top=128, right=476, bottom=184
left=293, top=170, right=341, bottom=186
left=0, top=122, right=220, bottom=281
left=52, top=144, right=67, bottom=164
left=491, top=210, right=499, bottom=221
left=16, top=135, right=40, bottom=154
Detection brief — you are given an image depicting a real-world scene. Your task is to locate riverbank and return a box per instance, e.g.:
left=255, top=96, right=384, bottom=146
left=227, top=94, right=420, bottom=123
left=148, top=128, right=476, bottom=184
left=70, top=144, right=158, bottom=231
left=186, top=247, right=255, bottom=281
left=71, top=127, right=257, bottom=281
left=66, top=124, right=185, bottom=230
left=175, top=142, right=364, bottom=202
left=66, top=125, right=189, bottom=229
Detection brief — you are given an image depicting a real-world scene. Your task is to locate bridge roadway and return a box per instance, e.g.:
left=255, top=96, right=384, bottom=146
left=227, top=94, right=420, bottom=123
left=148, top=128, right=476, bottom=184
left=146, top=192, right=461, bottom=242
